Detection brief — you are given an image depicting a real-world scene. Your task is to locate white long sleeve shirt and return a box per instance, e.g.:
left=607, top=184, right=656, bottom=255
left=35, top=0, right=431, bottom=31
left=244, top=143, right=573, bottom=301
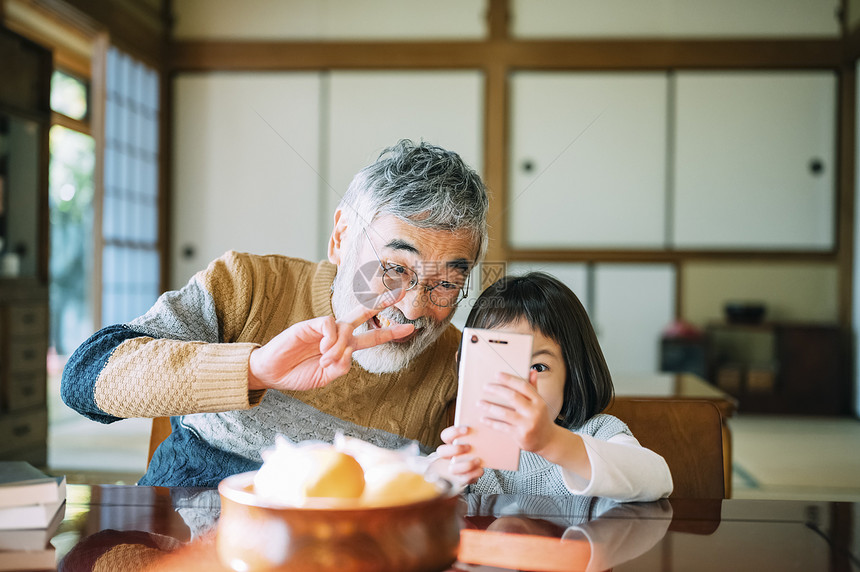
left=468, top=414, right=673, bottom=502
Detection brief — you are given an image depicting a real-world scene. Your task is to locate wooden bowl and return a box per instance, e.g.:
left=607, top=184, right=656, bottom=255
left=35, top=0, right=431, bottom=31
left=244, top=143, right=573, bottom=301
left=216, top=471, right=462, bottom=572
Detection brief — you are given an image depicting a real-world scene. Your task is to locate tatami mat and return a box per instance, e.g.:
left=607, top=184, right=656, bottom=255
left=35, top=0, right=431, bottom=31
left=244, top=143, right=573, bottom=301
left=729, top=414, right=860, bottom=501
left=48, top=416, right=149, bottom=482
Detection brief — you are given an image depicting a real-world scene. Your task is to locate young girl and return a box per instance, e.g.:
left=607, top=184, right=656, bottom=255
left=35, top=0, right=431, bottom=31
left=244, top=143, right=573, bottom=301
left=434, top=272, right=673, bottom=502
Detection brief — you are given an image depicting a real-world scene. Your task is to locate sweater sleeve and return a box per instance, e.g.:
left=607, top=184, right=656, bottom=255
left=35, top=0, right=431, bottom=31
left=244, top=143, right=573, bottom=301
left=560, top=433, right=674, bottom=502
left=60, top=251, right=265, bottom=422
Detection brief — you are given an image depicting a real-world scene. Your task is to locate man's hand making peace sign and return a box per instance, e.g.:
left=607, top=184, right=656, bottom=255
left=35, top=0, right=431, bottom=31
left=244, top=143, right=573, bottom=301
left=247, top=287, right=413, bottom=392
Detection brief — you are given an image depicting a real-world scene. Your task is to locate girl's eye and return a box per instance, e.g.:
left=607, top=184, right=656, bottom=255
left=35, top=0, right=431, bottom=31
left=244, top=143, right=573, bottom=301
left=531, top=363, right=549, bottom=373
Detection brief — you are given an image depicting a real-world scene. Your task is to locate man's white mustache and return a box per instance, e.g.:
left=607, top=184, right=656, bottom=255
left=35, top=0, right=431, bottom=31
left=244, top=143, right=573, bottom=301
left=376, top=307, right=431, bottom=331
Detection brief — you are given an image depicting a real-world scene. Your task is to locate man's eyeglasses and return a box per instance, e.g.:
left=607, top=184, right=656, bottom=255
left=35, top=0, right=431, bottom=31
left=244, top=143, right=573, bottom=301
left=362, top=227, right=470, bottom=308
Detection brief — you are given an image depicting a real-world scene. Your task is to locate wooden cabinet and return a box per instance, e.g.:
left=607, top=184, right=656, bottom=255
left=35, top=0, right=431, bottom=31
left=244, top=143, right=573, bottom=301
left=673, top=71, right=837, bottom=250
left=707, top=322, right=849, bottom=415
left=0, top=283, right=49, bottom=466
left=0, top=26, right=51, bottom=466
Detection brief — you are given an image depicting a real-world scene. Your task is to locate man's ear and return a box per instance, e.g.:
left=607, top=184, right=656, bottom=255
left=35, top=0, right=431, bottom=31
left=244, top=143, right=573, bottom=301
left=327, top=209, right=347, bottom=265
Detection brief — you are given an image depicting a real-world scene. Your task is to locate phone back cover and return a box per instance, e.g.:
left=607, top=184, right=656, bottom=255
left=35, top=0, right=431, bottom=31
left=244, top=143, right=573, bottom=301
left=454, top=327, right=533, bottom=471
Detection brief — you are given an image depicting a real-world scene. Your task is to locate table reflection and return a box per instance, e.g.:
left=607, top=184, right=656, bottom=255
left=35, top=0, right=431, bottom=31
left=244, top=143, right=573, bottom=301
left=58, top=488, right=674, bottom=572
left=456, top=495, right=672, bottom=572
left=56, top=486, right=208, bottom=571
left=47, top=485, right=860, bottom=572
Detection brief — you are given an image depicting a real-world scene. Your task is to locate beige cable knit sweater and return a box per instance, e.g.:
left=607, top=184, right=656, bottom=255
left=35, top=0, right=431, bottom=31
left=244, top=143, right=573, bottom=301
left=62, top=251, right=460, bottom=486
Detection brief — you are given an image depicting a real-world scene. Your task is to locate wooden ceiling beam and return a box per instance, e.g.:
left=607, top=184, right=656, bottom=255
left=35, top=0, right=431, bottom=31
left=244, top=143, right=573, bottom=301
left=169, top=41, right=492, bottom=71
left=169, top=38, right=843, bottom=72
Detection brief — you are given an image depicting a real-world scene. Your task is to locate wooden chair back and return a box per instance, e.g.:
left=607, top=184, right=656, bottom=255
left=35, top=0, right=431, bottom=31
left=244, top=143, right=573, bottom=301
left=604, top=399, right=726, bottom=499
left=149, top=401, right=727, bottom=498
left=148, top=416, right=173, bottom=467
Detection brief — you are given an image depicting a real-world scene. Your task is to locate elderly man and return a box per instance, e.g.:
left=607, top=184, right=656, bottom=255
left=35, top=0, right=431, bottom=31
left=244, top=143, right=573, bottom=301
left=61, top=139, right=489, bottom=486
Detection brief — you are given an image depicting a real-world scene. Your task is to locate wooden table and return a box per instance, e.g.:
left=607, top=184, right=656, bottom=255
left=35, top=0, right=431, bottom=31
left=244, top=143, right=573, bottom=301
left=37, top=484, right=858, bottom=571
left=613, top=372, right=738, bottom=418
left=613, top=372, right=738, bottom=497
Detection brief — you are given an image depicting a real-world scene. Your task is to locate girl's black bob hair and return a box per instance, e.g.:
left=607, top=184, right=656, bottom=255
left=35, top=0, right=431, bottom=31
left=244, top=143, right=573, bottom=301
left=464, top=272, right=614, bottom=429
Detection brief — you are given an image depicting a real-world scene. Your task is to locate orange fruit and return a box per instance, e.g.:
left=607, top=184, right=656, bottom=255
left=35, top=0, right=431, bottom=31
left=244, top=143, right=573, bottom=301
left=362, top=470, right=438, bottom=507
left=302, top=448, right=365, bottom=499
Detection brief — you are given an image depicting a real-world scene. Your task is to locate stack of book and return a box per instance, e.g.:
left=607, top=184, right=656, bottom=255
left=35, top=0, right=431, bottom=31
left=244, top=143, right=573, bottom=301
left=0, top=462, right=66, bottom=571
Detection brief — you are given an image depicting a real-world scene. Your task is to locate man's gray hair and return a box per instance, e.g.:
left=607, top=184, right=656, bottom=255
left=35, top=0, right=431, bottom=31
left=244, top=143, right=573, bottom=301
left=338, top=139, right=489, bottom=262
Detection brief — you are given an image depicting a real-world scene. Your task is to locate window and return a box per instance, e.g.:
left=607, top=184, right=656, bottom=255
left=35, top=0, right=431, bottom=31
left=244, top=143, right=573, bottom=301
left=50, top=70, right=89, bottom=121
left=49, top=48, right=162, bottom=356
left=102, top=47, right=161, bottom=325
left=49, top=71, right=95, bottom=357
left=46, top=45, right=161, bottom=478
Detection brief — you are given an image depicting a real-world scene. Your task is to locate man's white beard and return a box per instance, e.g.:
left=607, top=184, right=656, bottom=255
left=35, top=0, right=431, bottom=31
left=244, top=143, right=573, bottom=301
left=330, top=249, right=452, bottom=374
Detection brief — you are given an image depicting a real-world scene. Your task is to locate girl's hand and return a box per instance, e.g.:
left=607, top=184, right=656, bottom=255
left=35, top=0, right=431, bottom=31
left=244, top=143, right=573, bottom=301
left=247, top=289, right=414, bottom=391
left=479, top=370, right=559, bottom=454
left=429, top=426, right=484, bottom=486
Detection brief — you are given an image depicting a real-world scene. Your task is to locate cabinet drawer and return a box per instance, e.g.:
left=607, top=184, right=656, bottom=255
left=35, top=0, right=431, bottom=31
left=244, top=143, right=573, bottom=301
left=0, top=408, right=47, bottom=455
left=7, top=340, right=47, bottom=373
left=0, top=443, right=47, bottom=466
left=8, top=303, right=48, bottom=337
left=5, top=370, right=46, bottom=410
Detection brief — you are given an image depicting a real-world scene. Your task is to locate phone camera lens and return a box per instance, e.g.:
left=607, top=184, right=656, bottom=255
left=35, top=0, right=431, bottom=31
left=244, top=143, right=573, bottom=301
left=470, top=335, right=478, bottom=343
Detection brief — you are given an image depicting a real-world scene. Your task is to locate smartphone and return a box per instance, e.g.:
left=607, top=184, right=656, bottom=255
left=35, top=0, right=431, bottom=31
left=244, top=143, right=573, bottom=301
left=454, top=327, right=534, bottom=471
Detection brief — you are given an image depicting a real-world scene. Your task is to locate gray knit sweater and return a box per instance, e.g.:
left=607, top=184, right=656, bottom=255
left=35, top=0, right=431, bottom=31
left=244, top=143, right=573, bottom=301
left=469, top=414, right=632, bottom=495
